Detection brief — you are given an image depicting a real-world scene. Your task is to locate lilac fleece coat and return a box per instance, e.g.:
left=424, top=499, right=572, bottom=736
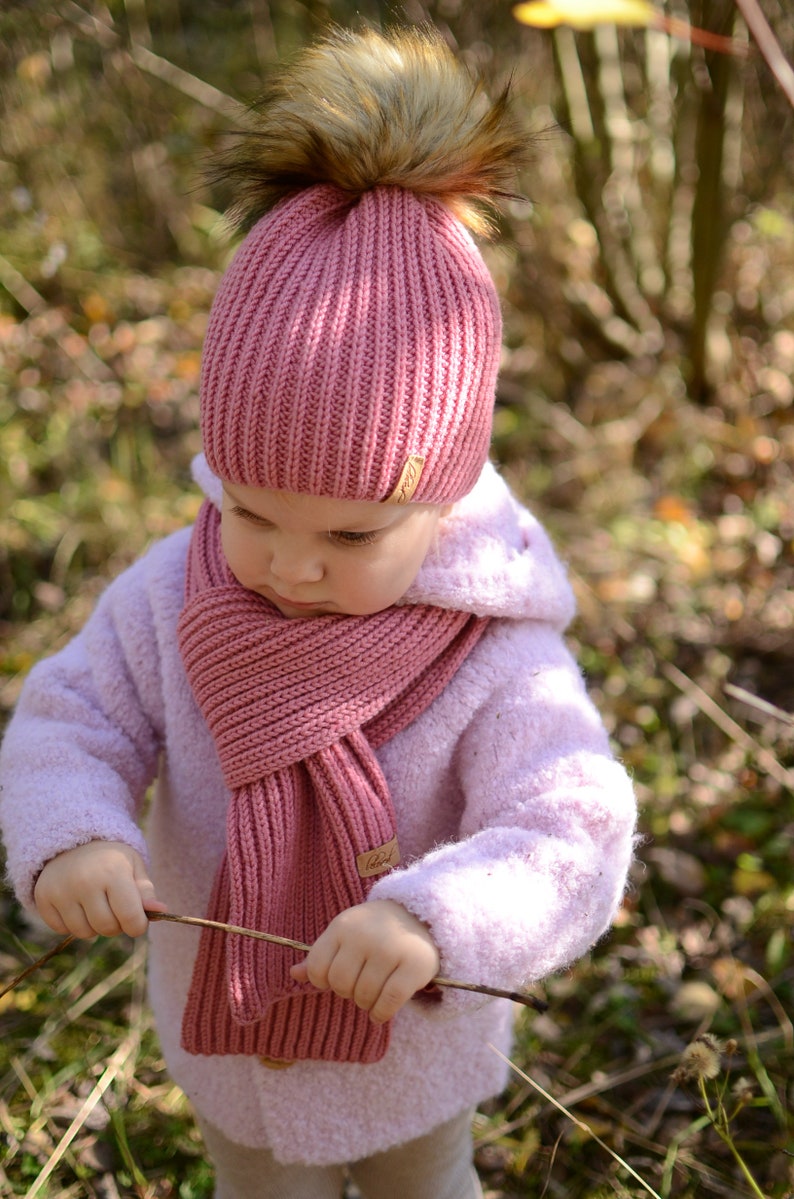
left=0, top=460, right=636, bottom=1165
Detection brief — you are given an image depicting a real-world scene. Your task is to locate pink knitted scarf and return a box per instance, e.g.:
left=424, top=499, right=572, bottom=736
left=177, top=501, right=488, bottom=1064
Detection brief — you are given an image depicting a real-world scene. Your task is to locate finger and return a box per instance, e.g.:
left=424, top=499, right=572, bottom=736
left=289, top=960, right=310, bottom=985
left=367, top=966, right=418, bottom=1025
left=132, top=859, right=165, bottom=909
left=34, top=898, right=69, bottom=937
left=129, top=860, right=167, bottom=931
left=325, top=946, right=367, bottom=1002
left=104, top=883, right=153, bottom=938
left=81, top=891, right=127, bottom=938
left=46, top=899, right=98, bottom=940
left=351, top=959, right=397, bottom=1014
left=299, top=928, right=343, bottom=992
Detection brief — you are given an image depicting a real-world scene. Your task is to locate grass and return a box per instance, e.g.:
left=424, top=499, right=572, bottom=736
left=1, top=1, right=793, bottom=1195
left=2, top=335, right=791, bottom=1193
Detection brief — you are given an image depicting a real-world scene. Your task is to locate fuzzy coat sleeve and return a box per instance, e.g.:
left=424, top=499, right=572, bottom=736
left=0, top=532, right=189, bottom=906
left=370, top=617, right=636, bottom=1011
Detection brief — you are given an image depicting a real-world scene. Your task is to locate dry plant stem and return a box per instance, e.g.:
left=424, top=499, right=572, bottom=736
left=733, top=0, right=794, bottom=110
left=658, top=15, right=748, bottom=56
left=148, top=911, right=548, bottom=1011
left=697, top=1079, right=767, bottom=1199
left=61, top=0, right=246, bottom=121
left=0, top=933, right=76, bottom=1000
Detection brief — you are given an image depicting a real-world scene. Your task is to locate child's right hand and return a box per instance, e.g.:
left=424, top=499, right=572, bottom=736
left=33, top=840, right=166, bottom=939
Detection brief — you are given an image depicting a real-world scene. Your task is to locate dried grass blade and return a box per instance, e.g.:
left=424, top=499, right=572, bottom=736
left=22, top=1032, right=140, bottom=1199
left=662, top=662, right=794, bottom=789
left=488, top=1044, right=664, bottom=1199
left=724, top=683, right=794, bottom=727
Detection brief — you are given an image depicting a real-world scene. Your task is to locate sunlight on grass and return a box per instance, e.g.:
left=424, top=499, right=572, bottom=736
left=1, top=2, right=793, bottom=1195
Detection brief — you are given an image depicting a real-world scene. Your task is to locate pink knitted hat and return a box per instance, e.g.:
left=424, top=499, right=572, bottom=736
left=200, top=28, right=525, bottom=505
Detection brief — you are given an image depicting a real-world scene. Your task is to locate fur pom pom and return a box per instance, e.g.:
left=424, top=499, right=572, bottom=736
left=211, top=26, right=527, bottom=237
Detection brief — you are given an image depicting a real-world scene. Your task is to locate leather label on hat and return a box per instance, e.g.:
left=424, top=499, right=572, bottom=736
left=356, top=836, right=401, bottom=878
left=384, top=455, right=425, bottom=505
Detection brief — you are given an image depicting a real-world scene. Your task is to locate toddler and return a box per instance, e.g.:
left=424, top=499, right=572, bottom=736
left=0, top=26, right=637, bottom=1199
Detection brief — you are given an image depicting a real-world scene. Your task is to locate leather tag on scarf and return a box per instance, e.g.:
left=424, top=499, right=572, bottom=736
left=356, top=836, right=400, bottom=878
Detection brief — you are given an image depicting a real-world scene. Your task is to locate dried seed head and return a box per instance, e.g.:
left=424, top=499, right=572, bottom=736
left=672, top=1033, right=723, bottom=1083
left=732, top=1076, right=755, bottom=1104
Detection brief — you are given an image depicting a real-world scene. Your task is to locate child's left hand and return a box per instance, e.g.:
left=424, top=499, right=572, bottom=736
left=290, top=899, right=440, bottom=1024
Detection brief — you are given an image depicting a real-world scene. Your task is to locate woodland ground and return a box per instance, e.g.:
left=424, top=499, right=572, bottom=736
left=0, top=2, right=793, bottom=1197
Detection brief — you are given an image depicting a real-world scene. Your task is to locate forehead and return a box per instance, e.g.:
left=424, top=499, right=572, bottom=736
left=222, top=482, right=402, bottom=529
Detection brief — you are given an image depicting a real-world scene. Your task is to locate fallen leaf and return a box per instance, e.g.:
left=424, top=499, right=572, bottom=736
left=646, top=847, right=706, bottom=896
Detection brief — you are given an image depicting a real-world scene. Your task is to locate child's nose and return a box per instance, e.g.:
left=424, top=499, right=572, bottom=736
left=269, top=540, right=324, bottom=585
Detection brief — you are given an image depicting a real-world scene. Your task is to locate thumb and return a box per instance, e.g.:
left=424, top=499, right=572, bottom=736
left=290, top=961, right=309, bottom=984
left=132, top=854, right=168, bottom=914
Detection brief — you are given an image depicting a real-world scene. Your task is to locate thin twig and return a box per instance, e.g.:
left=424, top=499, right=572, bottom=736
left=662, top=662, right=794, bottom=790
left=659, top=14, right=749, bottom=57
left=149, top=910, right=310, bottom=952
left=147, top=912, right=548, bottom=1011
left=0, top=914, right=548, bottom=1013
left=0, top=934, right=75, bottom=1000
left=60, top=0, right=247, bottom=122
left=733, top=0, right=794, bottom=110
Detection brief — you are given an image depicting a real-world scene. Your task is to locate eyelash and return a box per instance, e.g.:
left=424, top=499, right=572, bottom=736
left=233, top=507, right=378, bottom=547
left=233, top=507, right=272, bottom=527
left=330, top=530, right=379, bottom=547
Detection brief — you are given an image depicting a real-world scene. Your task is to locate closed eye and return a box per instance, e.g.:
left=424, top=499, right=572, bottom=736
left=231, top=505, right=273, bottom=527
left=330, top=529, right=379, bottom=546
left=230, top=503, right=379, bottom=545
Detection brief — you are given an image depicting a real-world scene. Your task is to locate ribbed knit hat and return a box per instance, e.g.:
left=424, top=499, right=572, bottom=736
left=200, top=27, right=525, bottom=505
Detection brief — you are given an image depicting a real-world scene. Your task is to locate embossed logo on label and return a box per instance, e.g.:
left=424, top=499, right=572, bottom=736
left=384, top=455, right=425, bottom=505
left=356, top=836, right=401, bottom=878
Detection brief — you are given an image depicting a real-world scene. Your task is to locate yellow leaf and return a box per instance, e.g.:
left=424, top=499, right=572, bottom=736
left=0, top=987, right=39, bottom=1013
left=513, top=0, right=656, bottom=29
left=732, top=866, right=776, bottom=896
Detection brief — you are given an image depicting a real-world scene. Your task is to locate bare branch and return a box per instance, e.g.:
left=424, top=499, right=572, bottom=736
left=734, top=0, right=794, bottom=109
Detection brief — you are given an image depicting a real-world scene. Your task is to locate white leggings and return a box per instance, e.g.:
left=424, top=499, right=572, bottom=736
left=197, top=1108, right=483, bottom=1199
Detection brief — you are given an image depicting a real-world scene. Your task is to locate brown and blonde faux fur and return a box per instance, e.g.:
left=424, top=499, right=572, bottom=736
left=212, top=26, right=527, bottom=237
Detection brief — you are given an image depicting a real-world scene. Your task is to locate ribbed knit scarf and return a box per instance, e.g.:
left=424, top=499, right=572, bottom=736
left=177, top=500, right=488, bottom=1064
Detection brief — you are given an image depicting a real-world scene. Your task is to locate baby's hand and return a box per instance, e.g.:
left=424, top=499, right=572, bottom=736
left=33, top=840, right=166, bottom=939
left=290, top=899, right=440, bottom=1024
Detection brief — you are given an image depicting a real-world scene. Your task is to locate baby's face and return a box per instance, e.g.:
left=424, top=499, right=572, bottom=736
left=220, top=482, right=448, bottom=618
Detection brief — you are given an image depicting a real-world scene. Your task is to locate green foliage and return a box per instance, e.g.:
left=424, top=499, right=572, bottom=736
left=1, top=2, right=793, bottom=1197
